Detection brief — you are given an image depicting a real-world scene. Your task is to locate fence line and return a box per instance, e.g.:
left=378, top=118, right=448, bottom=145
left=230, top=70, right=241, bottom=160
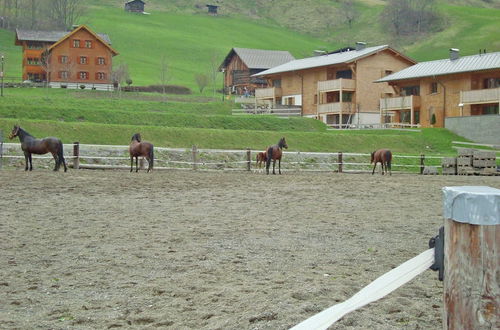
left=0, top=142, right=444, bottom=174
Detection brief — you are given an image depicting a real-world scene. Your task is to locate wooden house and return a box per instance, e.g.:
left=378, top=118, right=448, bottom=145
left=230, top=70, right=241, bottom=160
left=253, top=43, right=415, bottom=127
left=220, top=47, right=295, bottom=95
left=377, top=49, right=500, bottom=127
left=15, top=25, right=118, bottom=90
left=125, top=0, right=145, bottom=13
left=206, top=4, right=219, bottom=15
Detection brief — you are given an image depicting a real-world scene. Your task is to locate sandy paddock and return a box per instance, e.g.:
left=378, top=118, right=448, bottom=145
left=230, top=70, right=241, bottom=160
left=1, top=169, right=499, bottom=329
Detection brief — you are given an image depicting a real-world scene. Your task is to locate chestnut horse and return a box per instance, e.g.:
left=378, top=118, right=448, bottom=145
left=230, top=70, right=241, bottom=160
left=265, top=137, right=288, bottom=175
left=8, top=125, right=67, bottom=172
left=129, top=133, right=154, bottom=172
left=256, top=151, right=267, bottom=170
left=371, top=149, right=392, bottom=175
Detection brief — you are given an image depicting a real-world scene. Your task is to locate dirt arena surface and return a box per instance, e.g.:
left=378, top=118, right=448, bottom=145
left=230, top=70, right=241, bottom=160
left=1, top=169, right=499, bottom=329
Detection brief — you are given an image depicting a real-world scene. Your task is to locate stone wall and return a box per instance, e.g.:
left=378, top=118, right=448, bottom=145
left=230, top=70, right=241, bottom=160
left=445, top=115, right=500, bottom=145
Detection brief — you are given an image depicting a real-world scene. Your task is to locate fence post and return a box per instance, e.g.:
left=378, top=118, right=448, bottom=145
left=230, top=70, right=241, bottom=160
left=442, top=186, right=499, bottom=329
left=420, top=153, right=425, bottom=175
left=296, top=151, right=301, bottom=172
left=246, top=148, right=251, bottom=171
left=73, top=142, right=80, bottom=170
left=338, top=152, right=343, bottom=173
left=0, top=129, right=3, bottom=170
left=192, top=145, right=198, bottom=170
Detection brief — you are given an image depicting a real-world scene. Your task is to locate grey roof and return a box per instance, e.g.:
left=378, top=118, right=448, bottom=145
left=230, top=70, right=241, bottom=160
left=221, top=47, right=295, bottom=70
left=254, top=45, right=394, bottom=76
left=16, top=29, right=112, bottom=45
left=377, top=51, right=500, bottom=82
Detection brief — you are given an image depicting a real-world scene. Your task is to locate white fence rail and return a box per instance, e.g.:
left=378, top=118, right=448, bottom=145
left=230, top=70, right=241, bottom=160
left=0, top=142, right=446, bottom=174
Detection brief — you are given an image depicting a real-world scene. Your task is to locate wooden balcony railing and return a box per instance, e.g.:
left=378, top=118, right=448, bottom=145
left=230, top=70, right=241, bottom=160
left=255, top=87, right=282, bottom=99
left=317, top=102, right=355, bottom=114
left=460, top=88, right=500, bottom=105
left=317, top=78, right=355, bottom=93
left=379, top=95, right=420, bottom=111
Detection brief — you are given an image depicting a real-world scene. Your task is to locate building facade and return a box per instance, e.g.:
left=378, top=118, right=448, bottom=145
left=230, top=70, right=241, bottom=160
left=253, top=43, right=415, bottom=127
left=377, top=49, right=500, bottom=127
left=15, top=25, right=118, bottom=90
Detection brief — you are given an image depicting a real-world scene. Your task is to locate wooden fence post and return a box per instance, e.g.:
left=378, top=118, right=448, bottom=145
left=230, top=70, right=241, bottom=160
left=73, top=142, right=80, bottom=170
left=192, top=145, right=198, bottom=170
left=420, top=153, right=425, bottom=175
left=338, top=152, right=343, bottom=173
left=296, top=151, right=301, bottom=172
left=442, top=186, right=499, bottom=329
left=0, top=129, right=3, bottom=170
left=246, top=149, right=251, bottom=171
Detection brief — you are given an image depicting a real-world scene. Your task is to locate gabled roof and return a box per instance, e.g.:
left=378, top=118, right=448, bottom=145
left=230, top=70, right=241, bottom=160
left=220, top=47, right=295, bottom=71
left=377, top=51, right=500, bottom=82
left=254, top=45, right=415, bottom=77
left=16, top=28, right=112, bottom=45
left=126, top=0, right=145, bottom=5
left=47, top=25, right=118, bottom=56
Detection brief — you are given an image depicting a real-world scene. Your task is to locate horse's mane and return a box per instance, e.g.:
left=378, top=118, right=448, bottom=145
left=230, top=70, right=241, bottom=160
left=131, top=133, right=141, bottom=142
left=17, top=126, right=34, bottom=138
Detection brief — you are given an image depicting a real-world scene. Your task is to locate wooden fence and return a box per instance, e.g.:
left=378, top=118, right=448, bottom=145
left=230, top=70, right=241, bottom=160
left=0, top=142, right=445, bottom=174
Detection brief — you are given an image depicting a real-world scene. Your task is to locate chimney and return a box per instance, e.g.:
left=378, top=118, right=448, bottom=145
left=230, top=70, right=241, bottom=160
left=355, top=42, right=366, bottom=51
left=450, top=48, right=460, bottom=61
left=313, top=50, right=327, bottom=56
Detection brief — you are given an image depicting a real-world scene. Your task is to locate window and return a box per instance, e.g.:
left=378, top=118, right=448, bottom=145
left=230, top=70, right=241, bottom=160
left=85, top=40, right=92, bottom=48
left=27, top=42, right=43, bottom=49
left=79, top=56, right=87, bottom=64
left=59, top=71, right=69, bottom=79
left=401, top=85, right=420, bottom=96
left=59, top=56, right=68, bottom=64
left=430, top=82, right=438, bottom=94
left=97, top=57, right=106, bottom=65
left=342, top=92, right=353, bottom=102
left=73, top=39, right=80, bottom=48
left=272, top=79, right=281, bottom=88
left=96, top=72, right=106, bottom=80
left=27, top=58, right=41, bottom=65
left=79, top=71, right=89, bottom=80
left=336, top=69, right=352, bottom=79
left=483, top=78, right=500, bottom=89
left=385, top=70, right=393, bottom=76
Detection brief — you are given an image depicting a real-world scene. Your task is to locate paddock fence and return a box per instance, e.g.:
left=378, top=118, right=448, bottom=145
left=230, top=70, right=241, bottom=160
left=0, top=142, right=447, bottom=174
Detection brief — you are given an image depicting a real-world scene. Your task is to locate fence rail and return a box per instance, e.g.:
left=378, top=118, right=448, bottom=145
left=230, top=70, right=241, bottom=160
left=0, top=142, right=447, bottom=174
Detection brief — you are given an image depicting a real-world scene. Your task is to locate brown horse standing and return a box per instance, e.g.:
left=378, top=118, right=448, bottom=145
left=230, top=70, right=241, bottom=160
left=129, top=133, right=154, bottom=173
left=266, top=137, right=288, bottom=175
left=371, top=149, right=392, bottom=175
left=8, top=125, right=67, bottom=172
left=256, top=151, right=267, bottom=170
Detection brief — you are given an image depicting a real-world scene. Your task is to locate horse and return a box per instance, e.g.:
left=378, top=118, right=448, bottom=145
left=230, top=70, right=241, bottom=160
left=8, top=125, right=67, bottom=172
left=371, top=149, right=392, bottom=175
left=256, top=151, right=267, bottom=171
left=265, top=137, right=288, bottom=175
left=129, top=133, right=154, bottom=173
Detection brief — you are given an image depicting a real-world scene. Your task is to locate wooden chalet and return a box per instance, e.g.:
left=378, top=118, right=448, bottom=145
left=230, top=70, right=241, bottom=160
left=220, top=47, right=295, bottom=95
left=125, top=0, right=145, bottom=13
left=253, top=42, right=416, bottom=127
left=377, top=49, right=500, bottom=127
left=15, top=25, right=118, bottom=90
left=206, top=4, right=219, bottom=15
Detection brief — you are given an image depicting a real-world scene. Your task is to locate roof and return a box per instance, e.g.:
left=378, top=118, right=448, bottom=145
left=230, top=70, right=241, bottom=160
left=16, top=28, right=112, bottom=45
left=220, top=47, right=295, bottom=71
left=47, top=25, right=118, bottom=56
left=377, top=51, right=500, bottom=83
left=253, top=45, right=414, bottom=76
left=126, top=0, right=145, bottom=4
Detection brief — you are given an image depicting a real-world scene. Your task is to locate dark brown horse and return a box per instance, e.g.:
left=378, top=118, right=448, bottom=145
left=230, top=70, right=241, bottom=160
left=256, top=151, right=267, bottom=170
left=129, top=133, right=154, bottom=172
left=8, top=125, right=67, bottom=172
left=371, top=149, right=392, bottom=175
left=266, top=137, right=288, bottom=175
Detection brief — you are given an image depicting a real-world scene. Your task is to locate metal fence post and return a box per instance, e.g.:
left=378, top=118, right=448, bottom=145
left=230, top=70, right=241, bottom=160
left=192, top=145, right=198, bottom=170
left=420, top=154, right=425, bottom=175
left=246, top=148, right=251, bottom=171
left=73, top=142, right=80, bottom=169
left=338, top=152, right=343, bottom=173
left=0, top=130, right=3, bottom=170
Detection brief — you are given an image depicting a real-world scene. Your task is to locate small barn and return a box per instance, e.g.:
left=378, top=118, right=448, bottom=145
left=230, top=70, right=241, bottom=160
left=206, top=4, right=219, bottom=15
left=125, top=0, right=145, bottom=13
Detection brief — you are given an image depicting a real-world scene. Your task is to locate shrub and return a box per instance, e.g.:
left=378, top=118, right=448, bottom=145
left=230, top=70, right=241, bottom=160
left=431, top=113, right=436, bottom=125
left=122, top=84, right=192, bottom=94
left=80, top=85, right=86, bottom=90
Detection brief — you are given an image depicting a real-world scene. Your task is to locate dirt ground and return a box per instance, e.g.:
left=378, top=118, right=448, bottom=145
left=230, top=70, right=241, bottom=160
left=1, top=169, right=499, bottom=329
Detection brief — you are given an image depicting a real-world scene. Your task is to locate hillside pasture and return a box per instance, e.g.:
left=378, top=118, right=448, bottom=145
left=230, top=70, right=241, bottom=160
left=1, top=170, right=499, bottom=329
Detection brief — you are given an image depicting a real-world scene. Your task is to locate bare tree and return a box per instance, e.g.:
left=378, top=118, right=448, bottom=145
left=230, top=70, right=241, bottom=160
left=159, top=55, right=171, bottom=101
left=208, top=52, right=221, bottom=99
left=111, top=62, right=130, bottom=94
left=195, top=73, right=209, bottom=93
left=49, top=0, right=86, bottom=29
left=338, top=0, right=358, bottom=29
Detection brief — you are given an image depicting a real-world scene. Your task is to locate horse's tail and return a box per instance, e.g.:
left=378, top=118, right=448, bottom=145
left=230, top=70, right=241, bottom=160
left=266, top=147, right=273, bottom=168
left=385, top=150, right=392, bottom=172
left=58, top=140, right=67, bottom=172
left=148, top=146, right=154, bottom=172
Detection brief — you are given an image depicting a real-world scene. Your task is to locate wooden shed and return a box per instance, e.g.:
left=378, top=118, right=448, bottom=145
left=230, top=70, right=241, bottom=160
left=206, top=4, right=219, bottom=15
left=125, top=0, right=145, bottom=13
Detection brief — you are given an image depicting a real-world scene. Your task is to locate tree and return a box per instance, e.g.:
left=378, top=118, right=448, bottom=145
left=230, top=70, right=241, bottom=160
left=49, top=0, right=86, bottom=29
left=338, top=0, right=358, bottom=29
left=158, top=55, right=171, bottom=101
left=208, top=52, right=221, bottom=99
left=195, top=73, right=209, bottom=93
left=111, top=62, right=130, bottom=93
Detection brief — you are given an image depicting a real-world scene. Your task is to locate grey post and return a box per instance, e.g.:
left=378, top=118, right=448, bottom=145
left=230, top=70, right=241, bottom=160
left=192, top=145, right=198, bottom=170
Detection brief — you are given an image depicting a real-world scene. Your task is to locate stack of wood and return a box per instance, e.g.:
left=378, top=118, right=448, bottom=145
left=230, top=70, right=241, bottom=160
left=441, top=157, right=457, bottom=175
left=457, top=149, right=475, bottom=175
left=472, top=150, right=497, bottom=175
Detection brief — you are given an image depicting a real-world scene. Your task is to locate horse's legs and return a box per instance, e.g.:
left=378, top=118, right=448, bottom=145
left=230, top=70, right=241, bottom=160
left=52, top=152, right=59, bottom=171
left=135, top=156, right=139, bottom=172
left=278, top=158, right=282, bottom=175
left=24, top=152, right=29, bottom=171
left=372, top=162, right=377, bottom=175
left=28, top=153, right=33, bottom=171
left=388, top=161, right=392, bottom=176
left=272, top=159, right=277, bottom=175
left=130, top=156, right=133, bottom=172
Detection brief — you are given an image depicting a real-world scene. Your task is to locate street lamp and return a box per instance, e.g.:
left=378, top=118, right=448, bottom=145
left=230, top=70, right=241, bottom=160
left=1, top=55, right=4, bottom=97
left=458, top=103, right=464, bottom=116
left=221, top=68, right=225, bottom=102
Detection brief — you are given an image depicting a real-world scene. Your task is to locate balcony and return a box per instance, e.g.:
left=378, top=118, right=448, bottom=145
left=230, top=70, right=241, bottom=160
left=255, top=87, right=282, bottom=99
left=460, top=87, right=500, bottom=105
left=317, top=78, right=355, bottom=93
left=317, top=102, right=355, bottom=114
left=379, top=95, right=420, bottom=111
